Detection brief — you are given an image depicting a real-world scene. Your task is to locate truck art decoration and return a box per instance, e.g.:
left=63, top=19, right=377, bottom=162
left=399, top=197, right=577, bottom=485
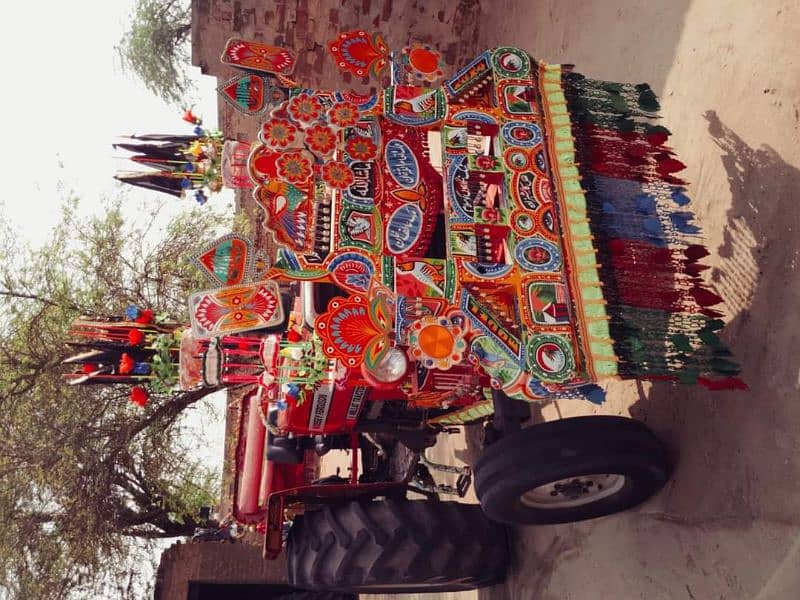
left=63, top=33, right=744, bottom=595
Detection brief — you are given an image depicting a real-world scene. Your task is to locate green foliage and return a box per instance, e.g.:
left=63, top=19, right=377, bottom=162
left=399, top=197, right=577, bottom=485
left=0, top=198, right=232, bottom=598
left=116, top=0, right=193, bottom=106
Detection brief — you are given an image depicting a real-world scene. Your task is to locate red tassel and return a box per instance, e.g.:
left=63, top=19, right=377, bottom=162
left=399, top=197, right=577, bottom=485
left=684, top=245, right=710, bottom=261
left=690, top=287, right=723, bottom=307
left=698, top=376, right=748, bottom=391
left=684, top=263, right=710, bottom=277
left=657, top=156, right=686, bottom=176
left=647, top=130, right=670, bottom=146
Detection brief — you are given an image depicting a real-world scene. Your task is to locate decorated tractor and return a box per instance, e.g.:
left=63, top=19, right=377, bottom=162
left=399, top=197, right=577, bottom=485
left=67, top=35, right=744, bottom=595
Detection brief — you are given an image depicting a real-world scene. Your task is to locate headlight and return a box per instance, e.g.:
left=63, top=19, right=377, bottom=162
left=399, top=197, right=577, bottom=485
left=360, top=346, right=408, bottom=384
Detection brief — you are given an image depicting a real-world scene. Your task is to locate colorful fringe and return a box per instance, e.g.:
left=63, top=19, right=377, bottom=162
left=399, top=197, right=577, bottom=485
left=554, top=70, right=744, bottom=390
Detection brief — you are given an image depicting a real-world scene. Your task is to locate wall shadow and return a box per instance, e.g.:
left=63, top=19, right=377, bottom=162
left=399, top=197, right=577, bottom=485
left=476, top=0, right=692, bottom=95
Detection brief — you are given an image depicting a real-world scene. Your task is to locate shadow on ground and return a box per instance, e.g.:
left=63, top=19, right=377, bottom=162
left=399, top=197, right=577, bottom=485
left=462, top=112, right=800, bottom=600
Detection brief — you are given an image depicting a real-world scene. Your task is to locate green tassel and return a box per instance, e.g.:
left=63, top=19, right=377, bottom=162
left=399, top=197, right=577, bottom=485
left=637, top=86, right=660, bottom=112
left=703, top=319, right=726, bottom=332
left=710, top=357, right=741, bottom=375
left=670, top=333, right=693, bottom=353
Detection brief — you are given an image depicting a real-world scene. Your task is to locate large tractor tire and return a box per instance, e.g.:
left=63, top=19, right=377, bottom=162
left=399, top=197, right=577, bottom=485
left=474, top=416, right=671, bottom=525
left=287, top=499, right=508, bottom=594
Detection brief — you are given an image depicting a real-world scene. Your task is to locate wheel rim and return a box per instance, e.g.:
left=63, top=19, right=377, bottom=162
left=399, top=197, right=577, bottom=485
left=520, top=473, right=627, bottom=509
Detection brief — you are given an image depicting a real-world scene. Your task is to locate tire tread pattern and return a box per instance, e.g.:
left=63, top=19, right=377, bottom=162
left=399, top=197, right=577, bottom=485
left=287, top=500, right=507, bottom=594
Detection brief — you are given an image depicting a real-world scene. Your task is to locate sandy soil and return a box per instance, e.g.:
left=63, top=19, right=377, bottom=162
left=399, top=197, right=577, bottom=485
left=361, top=1, right=800, bottom=599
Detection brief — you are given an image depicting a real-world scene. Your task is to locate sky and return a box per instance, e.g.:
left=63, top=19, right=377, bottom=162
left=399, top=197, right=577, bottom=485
left=0, top=2, right=231, bottom=242
left=0, top=3, right=227, bottom=461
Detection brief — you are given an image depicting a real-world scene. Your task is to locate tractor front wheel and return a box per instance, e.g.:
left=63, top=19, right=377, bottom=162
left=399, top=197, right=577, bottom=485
left=474, top=416, right=671, bottom=525
left=287, top=499, right=507, bottom=594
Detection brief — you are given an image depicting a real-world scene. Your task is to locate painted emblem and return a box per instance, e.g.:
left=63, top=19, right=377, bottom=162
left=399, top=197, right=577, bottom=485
left=191, top=233, right=254, bottom=286
left=399, top=42, right=444, bottom=83
left=526, top=334, right=576, bottom=383
left=514, top=238, right=563, bottom=272
left=189, top=281, right=284, bottom=338
left=221, top=38, right=296, bottom=75
left=247, top=144, right=280, bottom=184
left=315, top=293, right=393, bottom=368
left=253, top=179, right=313, bottom=252
left=327, top=252, right=376, bottom=293
left=498, top=81, right=538, bottom=117
left=383, top=86, right=447, bottom=127
left=446, top=156, right=473, bottom=221
left=328, top=30, right=390, bottom=79
left=217, top=73, right=287, bottom=116
left=444, top=52, right=492, bottom=100
left=462, top=261, right=514, bottom=280
left=491, top=47, right=532, bottom=79
left=340, top=207, right=379, bottom=249
left=335, top=90, right=380, bottom=113
left=501, top=121, right=543, bottom=147
left=527, top=283, right=571, bottom=325
left=396, top=259, right=446, bottom=297
left=513, top=172, right=541, bottom=211
left=408, top=312, right=468, bottom=370
left=386, top=204, right=423, bottom=254
left=343, top=161, right=379, bottom=207
left=384, top=139, right=419, bottom=188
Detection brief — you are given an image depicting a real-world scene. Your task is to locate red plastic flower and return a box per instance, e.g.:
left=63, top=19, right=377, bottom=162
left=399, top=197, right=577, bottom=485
left=322, top=161, right=355, bottom=189
left=260, top=118, right=298, bottom=148
left=135, top=309, right=154, bottom=324
left=128, top=329, right=145, bottom=345
left=119, top=353, right=135, bottom=375
left=345, top=135, right=378, bottom=161
left=276, top=150, right=314, bottom=184
left=304, top=122, right=338, bottom=156
left=288, top=93, right=323, bottom=123
left=328, top=101, right=360, bottom=128
left=130, top=386, right=149, bottom=407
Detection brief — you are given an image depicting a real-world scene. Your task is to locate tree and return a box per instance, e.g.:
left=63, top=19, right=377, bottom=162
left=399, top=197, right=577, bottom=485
left=0, top=197, right=233, bottom=598
left=116, top=0, right=194, bottom=106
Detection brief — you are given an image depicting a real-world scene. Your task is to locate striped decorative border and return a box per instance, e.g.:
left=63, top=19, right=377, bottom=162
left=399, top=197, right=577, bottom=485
left=538, top=62, right=618, bottom=379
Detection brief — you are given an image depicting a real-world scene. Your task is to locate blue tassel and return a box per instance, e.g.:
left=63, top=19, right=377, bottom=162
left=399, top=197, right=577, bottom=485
left=579, top=384, right=606, bottom=404
left=671, top=188, right=691, bottom=206
left=670, top=212, right=701, bottom=234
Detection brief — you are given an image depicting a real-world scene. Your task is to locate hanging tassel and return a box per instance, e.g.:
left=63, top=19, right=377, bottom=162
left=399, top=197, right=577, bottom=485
left=698, top=376, right=749, bottom=391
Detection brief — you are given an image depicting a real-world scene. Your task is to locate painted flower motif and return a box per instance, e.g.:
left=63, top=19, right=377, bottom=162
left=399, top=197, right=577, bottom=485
left=344, top=135, right=378, bottom=161
left=328, top=101, right=360, bottom=128
left=276, top=150, right=314, bottom=184
left=304, top=122, right=338, bottom=156
left=322, top=161, right=355, bottom=189
left=260, top=118, right=298, bottom=148
left=288, top=93, right=323, bottom=123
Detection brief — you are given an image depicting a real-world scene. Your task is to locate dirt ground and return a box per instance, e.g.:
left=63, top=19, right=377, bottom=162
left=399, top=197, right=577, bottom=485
left=360, top=1, right=800, bottom=599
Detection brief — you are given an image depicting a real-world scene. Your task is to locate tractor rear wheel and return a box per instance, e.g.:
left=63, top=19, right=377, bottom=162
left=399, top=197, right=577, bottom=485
left=474, top=416, right=671, bottom=525
left=286, top=499, right=507, bottom=594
